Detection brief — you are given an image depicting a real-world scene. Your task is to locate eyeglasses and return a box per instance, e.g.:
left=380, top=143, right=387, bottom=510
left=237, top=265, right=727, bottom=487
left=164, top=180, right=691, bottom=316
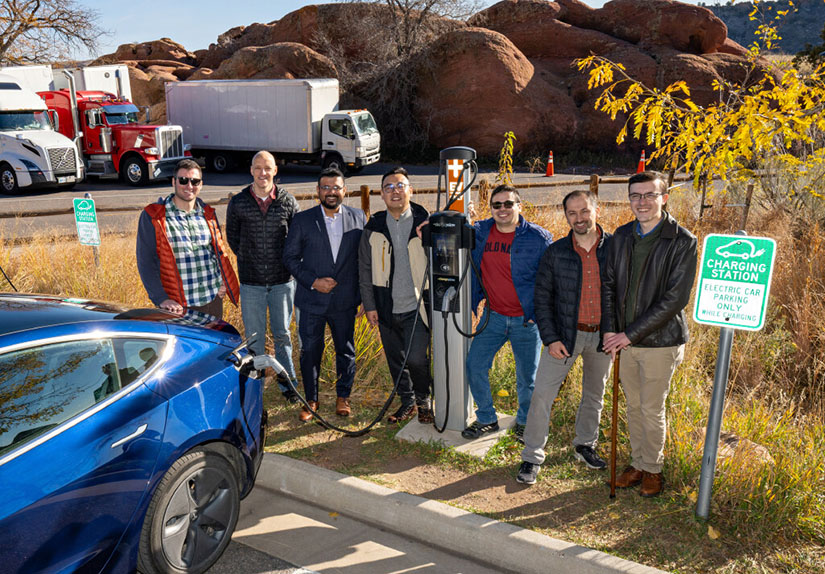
left=491, top=200, right=518, bottom=210
left=382, top=182, right=409, bottom=193
left=628, top=192, right=663, bottom=202
left=319, top=185, right=344, bottom=192
left=177, top=176, right=202, bottom=186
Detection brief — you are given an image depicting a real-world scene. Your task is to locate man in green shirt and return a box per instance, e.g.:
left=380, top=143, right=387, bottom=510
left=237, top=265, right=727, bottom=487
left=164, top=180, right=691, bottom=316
left=601, top=171, right=697, bottom=497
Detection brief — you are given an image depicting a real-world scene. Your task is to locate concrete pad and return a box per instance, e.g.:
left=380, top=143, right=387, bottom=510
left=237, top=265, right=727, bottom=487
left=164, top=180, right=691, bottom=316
left=395, top=414, right=516, bottom=458
left=258, top=454, right=668, bottom=574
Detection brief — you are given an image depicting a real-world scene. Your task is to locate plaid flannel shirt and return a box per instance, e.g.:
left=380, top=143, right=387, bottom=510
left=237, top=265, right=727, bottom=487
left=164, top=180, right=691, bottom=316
left=164, top=195, right=222, bottom=307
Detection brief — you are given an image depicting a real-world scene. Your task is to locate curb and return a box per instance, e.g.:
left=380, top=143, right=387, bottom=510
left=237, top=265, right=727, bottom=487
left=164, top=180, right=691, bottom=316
left=256, top=453, right=667, bottom=574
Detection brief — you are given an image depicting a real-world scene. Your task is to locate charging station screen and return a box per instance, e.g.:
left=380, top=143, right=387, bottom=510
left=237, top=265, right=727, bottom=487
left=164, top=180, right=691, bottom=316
left=433, top=232, right=459, bottom=277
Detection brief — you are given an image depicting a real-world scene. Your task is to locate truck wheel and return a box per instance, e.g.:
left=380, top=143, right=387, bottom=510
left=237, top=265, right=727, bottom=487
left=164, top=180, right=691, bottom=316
left=0, top=163, right=19, bottom=194
left=209, top=153, right=235, bottom=173
left=121, top=156, right=149, bottom=186
left=137, top=449, right=240, bottom=574
left=322, top=153, right=346, bottom=174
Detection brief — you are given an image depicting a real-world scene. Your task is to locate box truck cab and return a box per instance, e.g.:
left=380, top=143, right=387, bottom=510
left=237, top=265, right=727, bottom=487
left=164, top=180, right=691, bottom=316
left=165, top=78, right=380, bottom=174
left=39, top=87, right=189, bottom=186
left=0, top=74, right=83, bottom=193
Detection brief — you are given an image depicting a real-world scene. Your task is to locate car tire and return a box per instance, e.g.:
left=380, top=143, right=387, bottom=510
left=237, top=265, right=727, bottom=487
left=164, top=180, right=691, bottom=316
left=137, top=449, right=240, bottom=574
left=121, top=156, right=149, bottom=186
left=209, top=153, right=235, bottom=173
left=322, top=153, right=346, bottom=174
left=0, top=163, right=19, bottom=194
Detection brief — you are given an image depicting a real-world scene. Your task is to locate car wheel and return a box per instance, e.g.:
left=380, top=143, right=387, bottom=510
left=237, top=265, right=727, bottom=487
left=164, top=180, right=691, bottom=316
left=138, top=449, right=240, bottom=574
left=209, top=153, right=234, bottom=173
left=0, top=163, right=19, bottom=194
left=122, top=156, right=149, bottom=186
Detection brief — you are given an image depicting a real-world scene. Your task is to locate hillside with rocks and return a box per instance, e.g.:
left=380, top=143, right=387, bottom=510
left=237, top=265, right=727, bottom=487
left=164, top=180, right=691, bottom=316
left=91, top=0, right=773, bottom=157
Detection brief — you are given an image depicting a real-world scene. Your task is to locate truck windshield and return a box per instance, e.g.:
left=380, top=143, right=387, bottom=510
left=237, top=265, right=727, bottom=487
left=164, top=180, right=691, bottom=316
left=103, top=104, right=140, bottom=125
left=0, top=111, right=52, bottom=132
left=352, top=112, right=378, bottom=136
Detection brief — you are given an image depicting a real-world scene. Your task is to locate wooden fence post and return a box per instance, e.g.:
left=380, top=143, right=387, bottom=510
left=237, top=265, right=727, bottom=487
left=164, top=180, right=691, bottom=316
left=360, top=185, right=370, bottom=218
left=740, top=183, right=754, bottom=230
left=589, top=174, right=600, bottom=196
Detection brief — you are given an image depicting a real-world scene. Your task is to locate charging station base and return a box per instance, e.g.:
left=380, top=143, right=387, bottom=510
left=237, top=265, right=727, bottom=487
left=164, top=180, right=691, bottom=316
left=394, top=414, right=517, bottom=459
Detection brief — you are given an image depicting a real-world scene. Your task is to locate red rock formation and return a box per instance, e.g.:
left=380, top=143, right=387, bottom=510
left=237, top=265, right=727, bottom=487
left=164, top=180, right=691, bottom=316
left=206, top=43, right=336, bottom=80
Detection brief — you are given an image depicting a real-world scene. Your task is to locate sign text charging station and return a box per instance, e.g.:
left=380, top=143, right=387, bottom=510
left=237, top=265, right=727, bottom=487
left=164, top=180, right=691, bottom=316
left=693, top=233, right=776, bottom=520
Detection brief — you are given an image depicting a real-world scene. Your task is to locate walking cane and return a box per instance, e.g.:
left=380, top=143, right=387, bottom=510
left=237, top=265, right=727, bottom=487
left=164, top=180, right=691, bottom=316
left=610, top=352, right=621, bottom=499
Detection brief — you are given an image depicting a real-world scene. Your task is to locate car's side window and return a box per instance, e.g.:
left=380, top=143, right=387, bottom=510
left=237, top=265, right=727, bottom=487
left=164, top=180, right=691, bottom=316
left=0, top=339, right=119, bottom=457
left=113, top=339, right=165, bottom=386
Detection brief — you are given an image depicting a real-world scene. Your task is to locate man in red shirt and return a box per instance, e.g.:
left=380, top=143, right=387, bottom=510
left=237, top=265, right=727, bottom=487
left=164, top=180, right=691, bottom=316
left=462, top=185, right=552, bottom=440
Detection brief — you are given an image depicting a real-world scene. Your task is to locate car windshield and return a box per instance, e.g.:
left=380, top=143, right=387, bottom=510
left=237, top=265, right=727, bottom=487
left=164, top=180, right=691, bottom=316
left=352, top=112, right=378, bottom=136
left=103, top=104, right=140, bottom=125
left=0, top=110, right=52, bottom=132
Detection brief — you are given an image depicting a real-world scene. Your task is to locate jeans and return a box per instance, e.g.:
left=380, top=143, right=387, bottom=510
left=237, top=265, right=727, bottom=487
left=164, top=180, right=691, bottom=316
left=465, top=309, right=542, bottom=426
left=521, top=330, right=612, bottom=465
left=378, top=310, right=432, bottom=405
left=240, top=281, right=298, bottom=393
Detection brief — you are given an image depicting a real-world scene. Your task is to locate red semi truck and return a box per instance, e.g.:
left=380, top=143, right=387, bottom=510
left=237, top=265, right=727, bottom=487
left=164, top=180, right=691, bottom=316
left=38, top=79, right=190, bottom=186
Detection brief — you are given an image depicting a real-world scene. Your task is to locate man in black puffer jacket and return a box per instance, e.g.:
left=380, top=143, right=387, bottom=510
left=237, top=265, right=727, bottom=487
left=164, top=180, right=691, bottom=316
left=516, top=190, right=613, bottom=486
left=602, top=171, right=698, bottom=498
left=226, top=151, right=300, bottom=403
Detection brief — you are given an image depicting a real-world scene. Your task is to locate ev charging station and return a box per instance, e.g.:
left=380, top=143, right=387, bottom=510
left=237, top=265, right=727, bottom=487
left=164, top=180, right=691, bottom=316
left=422, top=147, right=478, bottom=432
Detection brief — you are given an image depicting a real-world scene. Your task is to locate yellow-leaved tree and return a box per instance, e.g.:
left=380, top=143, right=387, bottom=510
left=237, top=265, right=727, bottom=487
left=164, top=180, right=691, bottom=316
left=576, top=0, right=825, bottom=218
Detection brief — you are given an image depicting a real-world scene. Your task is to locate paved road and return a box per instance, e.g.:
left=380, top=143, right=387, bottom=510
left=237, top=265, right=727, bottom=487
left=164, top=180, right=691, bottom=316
left=0, top=162, right=635, bottom=241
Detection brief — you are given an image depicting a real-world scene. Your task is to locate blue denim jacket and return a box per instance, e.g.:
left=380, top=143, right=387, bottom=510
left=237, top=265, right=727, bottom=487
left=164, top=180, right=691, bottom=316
left=471, top=215, right=552, bottom=322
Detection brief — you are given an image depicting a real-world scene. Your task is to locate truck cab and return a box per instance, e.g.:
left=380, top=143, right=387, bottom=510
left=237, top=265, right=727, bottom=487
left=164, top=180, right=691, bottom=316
left=0, top=76, right=84, bottom=193
left=39, top=89, right=190, bottom=186
left=321, top=110, right=381, bottom=173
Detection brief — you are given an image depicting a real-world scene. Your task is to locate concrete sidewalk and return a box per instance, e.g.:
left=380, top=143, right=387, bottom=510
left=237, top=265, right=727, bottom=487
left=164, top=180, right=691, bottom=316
left=250, top=454, right=667, bottom=574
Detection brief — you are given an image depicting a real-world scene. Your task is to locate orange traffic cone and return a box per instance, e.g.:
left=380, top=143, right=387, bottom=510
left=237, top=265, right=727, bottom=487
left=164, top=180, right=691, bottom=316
left=545, top=151, right=554, bottom=177
left=636, top=150, right=646, bottom=173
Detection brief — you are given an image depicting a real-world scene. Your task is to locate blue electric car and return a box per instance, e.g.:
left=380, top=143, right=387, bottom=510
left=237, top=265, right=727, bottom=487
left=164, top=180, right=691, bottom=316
left=0, top=294, right=267, bottom=574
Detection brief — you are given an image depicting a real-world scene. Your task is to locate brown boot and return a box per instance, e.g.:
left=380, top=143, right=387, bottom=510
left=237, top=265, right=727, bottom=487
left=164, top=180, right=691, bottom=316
left=640, top=471, right=664, bottom=497
left=299, top=401, right=318, bottom=423
left=611, top=466, right=643, bottom=488
left=387, top=402, right=416, bottom=423
left=336, top=397, right=351, bottom=417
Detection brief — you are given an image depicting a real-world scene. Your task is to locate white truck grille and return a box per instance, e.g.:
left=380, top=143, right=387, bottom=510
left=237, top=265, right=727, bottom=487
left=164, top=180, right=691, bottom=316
left=47, top=147, right=77, bottom=175
left=156, top=127, right=185, bottom=160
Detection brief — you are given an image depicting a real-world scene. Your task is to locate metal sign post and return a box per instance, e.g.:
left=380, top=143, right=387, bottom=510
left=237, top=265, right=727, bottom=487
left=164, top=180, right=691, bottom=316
left=693, top=232, right=776, bottom=520
left=73, top=193, right=101, bottom=266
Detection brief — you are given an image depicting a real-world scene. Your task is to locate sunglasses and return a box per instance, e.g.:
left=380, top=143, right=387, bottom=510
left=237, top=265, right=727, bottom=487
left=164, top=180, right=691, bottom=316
left=177, top=176, right=202, bottom=186
left=491, top=200, right=518, bottom=210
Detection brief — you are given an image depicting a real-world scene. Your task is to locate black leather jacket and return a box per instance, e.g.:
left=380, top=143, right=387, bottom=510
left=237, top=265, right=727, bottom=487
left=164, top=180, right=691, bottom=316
left=601, top=212, right=697, bottom=347
left=534, top=225, right=611, bottom=352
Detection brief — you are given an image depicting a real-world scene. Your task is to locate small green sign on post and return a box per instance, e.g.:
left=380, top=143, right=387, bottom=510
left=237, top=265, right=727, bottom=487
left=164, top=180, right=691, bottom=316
left=693, top=234, right=777, bottom=331
left=73, top=197, right=100, bottom=247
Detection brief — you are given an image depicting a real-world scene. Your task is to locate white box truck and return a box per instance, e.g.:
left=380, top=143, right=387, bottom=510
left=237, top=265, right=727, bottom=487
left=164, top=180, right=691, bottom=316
left=165, top=78, right=381, bottom=173
left=0, top=73, right=84, bottom=193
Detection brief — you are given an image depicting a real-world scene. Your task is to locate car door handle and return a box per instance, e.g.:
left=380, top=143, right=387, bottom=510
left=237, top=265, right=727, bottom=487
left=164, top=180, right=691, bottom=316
left=327, top=141, right=334, bottom=146
left=111, top=423, right=148, bottom=448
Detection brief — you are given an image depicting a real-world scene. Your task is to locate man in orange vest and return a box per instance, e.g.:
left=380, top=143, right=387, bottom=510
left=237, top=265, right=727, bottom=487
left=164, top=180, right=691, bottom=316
left=137, top=159, right=239, bottom=320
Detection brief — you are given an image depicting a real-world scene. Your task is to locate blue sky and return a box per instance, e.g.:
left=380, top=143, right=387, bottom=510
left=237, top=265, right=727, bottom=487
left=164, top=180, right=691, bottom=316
left=83, top=0, right=704, bottom=58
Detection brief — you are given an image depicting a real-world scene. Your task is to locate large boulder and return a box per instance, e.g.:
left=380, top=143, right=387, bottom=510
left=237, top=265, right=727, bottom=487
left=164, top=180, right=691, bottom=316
left=197, top=22, right=280, bottom=69
left=113, top=38, right=197, bottom=65
left=208, top=42, right=337, bottom=80
left=128, top=66, right=177, bottom=109
left=414, top=27, right=577, bottom=155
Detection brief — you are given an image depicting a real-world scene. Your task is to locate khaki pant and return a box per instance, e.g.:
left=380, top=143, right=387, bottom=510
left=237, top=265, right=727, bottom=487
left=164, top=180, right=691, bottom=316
left=619, top=345, right=684, bottom=474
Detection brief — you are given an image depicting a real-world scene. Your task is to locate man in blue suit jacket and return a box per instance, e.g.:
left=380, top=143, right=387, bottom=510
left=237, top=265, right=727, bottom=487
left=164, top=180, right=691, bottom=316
left=284, top=168, right=366, bottom=422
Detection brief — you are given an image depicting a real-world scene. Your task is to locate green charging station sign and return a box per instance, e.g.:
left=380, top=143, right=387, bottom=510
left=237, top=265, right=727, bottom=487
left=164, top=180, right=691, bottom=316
left=693, top=234, right=776, bottom=331
left=73, top=198, right=100, bottom=246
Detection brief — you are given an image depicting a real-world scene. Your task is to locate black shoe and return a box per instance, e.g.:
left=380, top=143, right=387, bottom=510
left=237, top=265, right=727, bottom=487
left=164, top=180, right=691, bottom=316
left=282, top=389, right=301, bottom=404
left=516, top=461, right=540, bottom=485
left=387, top=402, right=417, bottom=423
left=574, top=445, right=607, bottom=470
left=511, top=423, right=525, bottom=443
left=416, top=398, right=434, bottom=424
left=461, top=420, right=499, bottom=439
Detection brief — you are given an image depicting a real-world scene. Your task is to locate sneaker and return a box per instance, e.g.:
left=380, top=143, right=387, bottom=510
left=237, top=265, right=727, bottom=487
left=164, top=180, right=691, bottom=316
left=282, top=389, right=301, bottom=404
left=461, top=420, right=499, bottom=439
left=516, top=461, right=540, bottom=485
left=387, top=402, right=416, bottom=423
left=574, top=445, right=607, bottom=470
left=511, top=423, right=525, bottom=443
